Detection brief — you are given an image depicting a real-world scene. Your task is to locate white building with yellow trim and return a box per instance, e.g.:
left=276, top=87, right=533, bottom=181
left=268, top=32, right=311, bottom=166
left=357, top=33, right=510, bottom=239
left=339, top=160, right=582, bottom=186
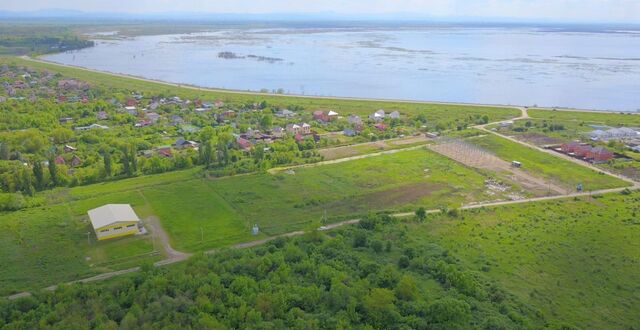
left=88, top=204, right=141, bottom=241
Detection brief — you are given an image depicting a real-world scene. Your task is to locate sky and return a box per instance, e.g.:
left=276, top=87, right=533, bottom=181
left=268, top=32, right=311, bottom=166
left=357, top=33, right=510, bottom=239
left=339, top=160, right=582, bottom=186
left=1, top=0, right=639, bottom=23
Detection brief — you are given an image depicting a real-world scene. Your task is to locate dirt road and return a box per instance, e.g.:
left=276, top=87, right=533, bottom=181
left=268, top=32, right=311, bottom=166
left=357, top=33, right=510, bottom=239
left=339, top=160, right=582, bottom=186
left=473, top=116, right=637, bottom=187
left=145, top=215, right=191, bottom=261
left=268, top=143, right=429, bottom=174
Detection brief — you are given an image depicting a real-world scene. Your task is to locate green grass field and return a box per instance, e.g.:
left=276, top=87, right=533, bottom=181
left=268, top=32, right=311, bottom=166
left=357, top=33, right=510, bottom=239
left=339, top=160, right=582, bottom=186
left=210, top=148, right=501, bottom=235
left=0, top=194, right=160, bottom=296
left=146, top=147, right=511, bottom=252
left=418, top=191, right=640, bottom=329
left=529, top=109, right=640, bottom=127
left=2, top=56, right=520, bottom=124
left=468, top=134, right=630, bottom=191
left=1, top=147, right=514, bottom=293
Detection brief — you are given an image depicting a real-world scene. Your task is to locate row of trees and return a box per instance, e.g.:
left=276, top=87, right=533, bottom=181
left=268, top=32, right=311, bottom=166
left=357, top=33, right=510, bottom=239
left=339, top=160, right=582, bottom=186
left=0, top=129, right=323, bottom=210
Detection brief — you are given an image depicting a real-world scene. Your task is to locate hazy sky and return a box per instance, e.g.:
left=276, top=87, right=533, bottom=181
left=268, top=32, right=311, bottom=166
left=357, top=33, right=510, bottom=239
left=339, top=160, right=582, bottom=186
left=2, top=0, right=639, bottom=23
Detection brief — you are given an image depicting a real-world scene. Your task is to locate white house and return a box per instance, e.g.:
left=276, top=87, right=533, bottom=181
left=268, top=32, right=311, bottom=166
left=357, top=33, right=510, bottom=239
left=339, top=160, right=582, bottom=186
left=369, top=109, right=386, bottom=121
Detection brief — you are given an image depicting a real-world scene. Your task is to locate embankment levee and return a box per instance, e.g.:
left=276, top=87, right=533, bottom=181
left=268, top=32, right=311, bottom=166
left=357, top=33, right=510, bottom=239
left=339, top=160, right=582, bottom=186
left=16, top=55, right=639, bottom=116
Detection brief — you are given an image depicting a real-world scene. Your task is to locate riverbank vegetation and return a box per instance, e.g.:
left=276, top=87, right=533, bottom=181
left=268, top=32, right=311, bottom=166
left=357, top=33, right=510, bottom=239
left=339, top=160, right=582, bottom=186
left=0, top=25, right=93, bottom=55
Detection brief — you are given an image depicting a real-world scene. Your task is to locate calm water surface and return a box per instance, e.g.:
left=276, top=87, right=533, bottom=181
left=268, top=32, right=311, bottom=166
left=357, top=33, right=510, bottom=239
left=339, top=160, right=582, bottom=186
left=44, top=26, right=640, bottom=111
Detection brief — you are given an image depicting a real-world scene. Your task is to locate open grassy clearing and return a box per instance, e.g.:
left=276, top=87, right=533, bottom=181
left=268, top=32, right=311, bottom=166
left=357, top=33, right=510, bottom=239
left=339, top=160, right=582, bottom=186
left=211, top=148, right=516, bottom=236
left=4, top=57, right=520, bottom=123
left=468, top=134, right=630, bottom=191
left=140, top=180, right=259, bottom=252
left=0, top=146, right=516, bottom=292
left=529, top=109, right=640, bottom=127
left=417, top=191, right=640, bottom=329
left=487, top=117, right=589, bottom=143
left=0, top=168, right=212, bottom=296
left=0, top=193, right=160, bottom=296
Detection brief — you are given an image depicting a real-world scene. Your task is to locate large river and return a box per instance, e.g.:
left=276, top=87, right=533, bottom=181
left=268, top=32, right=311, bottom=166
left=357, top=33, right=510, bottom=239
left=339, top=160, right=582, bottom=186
left=44, top=25, right=640, bottom=111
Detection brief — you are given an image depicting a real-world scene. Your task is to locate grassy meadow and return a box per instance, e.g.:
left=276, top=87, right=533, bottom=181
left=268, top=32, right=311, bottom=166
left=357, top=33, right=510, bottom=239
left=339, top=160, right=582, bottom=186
left=139, top=147, right=512, bottom=252
left=0, top=146, right=516, bottom=293
left=468, top=134, right=630, bottom=191
left=212, top=148, right=498, bottom=235
left=0, top=170, right=207, bottom=295
left=0, top=193, right=160, bottom=296
left=418, top=191, right=640, bottom=329
left=529, top=109, right=640, bottom=127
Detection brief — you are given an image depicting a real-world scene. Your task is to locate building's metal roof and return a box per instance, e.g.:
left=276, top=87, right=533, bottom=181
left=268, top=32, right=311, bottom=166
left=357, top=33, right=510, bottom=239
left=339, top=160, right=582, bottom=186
left=88, top=204, right=140, bottom=230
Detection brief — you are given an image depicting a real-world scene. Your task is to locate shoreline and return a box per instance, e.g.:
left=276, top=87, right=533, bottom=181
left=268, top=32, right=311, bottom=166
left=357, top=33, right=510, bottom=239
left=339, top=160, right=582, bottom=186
left=20, top=55, right=639, bottom=115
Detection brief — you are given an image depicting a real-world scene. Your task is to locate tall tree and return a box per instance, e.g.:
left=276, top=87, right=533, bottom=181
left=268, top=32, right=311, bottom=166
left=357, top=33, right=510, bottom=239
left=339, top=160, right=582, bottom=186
left=0, top=142, right=9, bottom=160
left=120, top=146, right=131, bottom=176
left=20, top=167, right=35, bottom=197
left=129, top=144, right=138, bottom=174
left=103, top=152, right=112, bottom=177
left=260, top=114, right=272, bottom=130
left=202, top=141, right=213, bottom=169
left=48, top=156, right=58, bottom=186
left=33, top=160, right=45, bottom=190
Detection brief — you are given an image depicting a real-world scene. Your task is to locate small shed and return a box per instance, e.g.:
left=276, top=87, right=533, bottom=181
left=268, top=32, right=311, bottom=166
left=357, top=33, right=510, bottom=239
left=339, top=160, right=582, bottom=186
left=88, top=204, right=141, bottom=241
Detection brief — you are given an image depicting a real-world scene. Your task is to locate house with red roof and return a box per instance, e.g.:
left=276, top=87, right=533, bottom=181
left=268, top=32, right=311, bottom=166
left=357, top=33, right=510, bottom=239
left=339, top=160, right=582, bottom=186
left=237, top=137, right=253, bottom=151
left=54, top=156, right=66, bottom=165
left=374, top=123, right=388, bottom=131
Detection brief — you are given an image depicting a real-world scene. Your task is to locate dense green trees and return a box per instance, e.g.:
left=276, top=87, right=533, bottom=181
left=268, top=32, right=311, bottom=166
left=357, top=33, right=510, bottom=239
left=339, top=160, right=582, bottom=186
left=0, top=216, right=544, bottom=329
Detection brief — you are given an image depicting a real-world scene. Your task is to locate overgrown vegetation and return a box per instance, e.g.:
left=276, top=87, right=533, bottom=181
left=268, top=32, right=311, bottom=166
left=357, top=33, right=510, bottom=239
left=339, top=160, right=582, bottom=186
left=420, top=191, right=640, bottom=329
left=0, top=215, right=547, bottom=329
left=0, top=25, right=93, bottom=55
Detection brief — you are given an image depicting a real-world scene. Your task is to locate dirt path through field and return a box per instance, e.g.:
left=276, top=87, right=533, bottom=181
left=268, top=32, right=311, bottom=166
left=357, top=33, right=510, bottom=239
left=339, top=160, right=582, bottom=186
left=268, top=143, right=429, bottom=174
left=136, top=190, right=191, bottom=262
left=7, top=182, right=637, bottom=301
left=145, top=216, right=192, bottom=262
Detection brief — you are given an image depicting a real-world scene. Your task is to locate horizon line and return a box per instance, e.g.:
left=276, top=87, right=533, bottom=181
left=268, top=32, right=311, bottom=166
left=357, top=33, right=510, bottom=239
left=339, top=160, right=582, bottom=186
left=1, top=9, right=639, bottom=25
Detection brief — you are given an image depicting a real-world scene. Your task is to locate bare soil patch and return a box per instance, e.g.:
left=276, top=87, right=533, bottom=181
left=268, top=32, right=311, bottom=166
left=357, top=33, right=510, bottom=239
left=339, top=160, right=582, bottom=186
left=318, top=141, right=387, bottom=160
left=428, top=140, right=567, bottom=195
left=388, top=135, right=430, bottom=146
left=516, top=133, right=565, bottom=146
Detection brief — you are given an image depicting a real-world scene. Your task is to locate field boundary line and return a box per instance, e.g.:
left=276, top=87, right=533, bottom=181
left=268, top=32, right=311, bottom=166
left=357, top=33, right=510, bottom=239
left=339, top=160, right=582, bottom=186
left=268, top=143, right=429, bottom=174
